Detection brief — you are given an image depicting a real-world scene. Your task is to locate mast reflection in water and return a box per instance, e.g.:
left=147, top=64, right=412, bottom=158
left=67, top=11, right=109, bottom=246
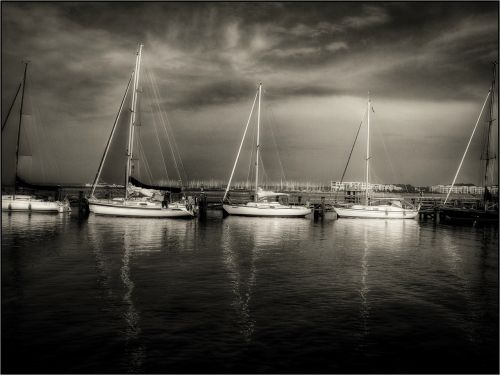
left=1, top=211, right=498, bottom=373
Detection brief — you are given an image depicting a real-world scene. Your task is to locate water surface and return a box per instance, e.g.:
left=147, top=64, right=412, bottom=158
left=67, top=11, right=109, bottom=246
left=2, top=212, right=498, bottom=373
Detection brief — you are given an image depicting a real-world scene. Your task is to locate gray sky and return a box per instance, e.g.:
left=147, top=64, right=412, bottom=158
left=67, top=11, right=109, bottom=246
left=1, top=1, right=498, bottom=186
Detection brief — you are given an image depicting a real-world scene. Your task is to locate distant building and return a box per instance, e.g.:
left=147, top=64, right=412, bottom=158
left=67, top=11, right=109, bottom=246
left=430, top=184, right=498, bottom=195
left=331, top=181, right=403, bottom=192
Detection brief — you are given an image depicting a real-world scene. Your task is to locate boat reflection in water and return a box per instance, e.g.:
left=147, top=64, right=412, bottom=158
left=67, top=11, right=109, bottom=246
left=332, top=219, right=420, bottom=351
left=86, top=215, right=194, bottom=372
left=221, top=216, right=310, bottom=343
left=2, top=210, right=68, bottom=244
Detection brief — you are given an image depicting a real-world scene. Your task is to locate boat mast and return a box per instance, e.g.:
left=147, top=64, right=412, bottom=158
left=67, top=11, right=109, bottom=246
left=125, top=44, right=143, bottom=200
left=255, top=82, right=262, bottom=202
left=483, top=61, right=497, bottom=200
left=13, top=61, right=29, bottom=199
left=365, top=92, right=370, bottom=205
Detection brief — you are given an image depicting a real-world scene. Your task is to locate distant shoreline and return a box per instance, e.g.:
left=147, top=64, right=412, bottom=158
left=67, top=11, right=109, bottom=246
left=1, top=185, right=489, bottom=206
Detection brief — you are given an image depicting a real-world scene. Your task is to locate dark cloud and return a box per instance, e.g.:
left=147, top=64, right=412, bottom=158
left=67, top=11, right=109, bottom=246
left=1, top=2, right=498, bottom=186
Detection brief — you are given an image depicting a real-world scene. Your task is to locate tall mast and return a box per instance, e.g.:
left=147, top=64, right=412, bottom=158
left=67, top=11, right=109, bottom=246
left=255, top=82, right=262, bottom=202
left=483, top=61, right=497, bottom=196
left=13, top=61, right=29, bottom=199
left=222, top=90, right=259, bottom=202
left=125, top=44, right=143, bottom=200
left=365, top=92, right=370, bottom=205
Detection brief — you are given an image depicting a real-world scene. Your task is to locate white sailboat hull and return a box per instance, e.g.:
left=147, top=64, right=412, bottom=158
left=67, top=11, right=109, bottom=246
left=88, top=199, right=194, bottom=218
left=223, top=203, right=310, bottom=217
left=2, top=195, right=71, bottom=213
left=334, top=205, right=418, bottom=219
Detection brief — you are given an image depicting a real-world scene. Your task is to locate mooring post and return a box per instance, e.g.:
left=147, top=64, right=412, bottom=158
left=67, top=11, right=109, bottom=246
left=78, top=190, right=89, bottom=216
left=198, top=193, right=207, bottom=218
left=56, top=185, right=62, bottom=201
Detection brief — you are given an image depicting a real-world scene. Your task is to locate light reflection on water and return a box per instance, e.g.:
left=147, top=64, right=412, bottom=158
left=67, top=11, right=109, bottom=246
left=220, top=217, right=311, bottom=343
left=85, top=215, right=195, bottom=373
left=1, top=212, right=498, bottom=373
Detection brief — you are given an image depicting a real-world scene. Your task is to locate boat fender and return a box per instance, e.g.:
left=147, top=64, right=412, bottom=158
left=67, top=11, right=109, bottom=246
left=28, top=204, right=32, bottom=211
left=8, top=203, right=12, bottom=211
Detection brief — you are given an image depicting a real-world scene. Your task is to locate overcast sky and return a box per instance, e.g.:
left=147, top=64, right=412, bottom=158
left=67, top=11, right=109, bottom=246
left=1, top=1, right=498, bottom=186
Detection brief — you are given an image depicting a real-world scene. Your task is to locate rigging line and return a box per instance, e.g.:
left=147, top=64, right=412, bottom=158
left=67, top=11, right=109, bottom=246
left=21, top=81, right=42, bottom=182
left=147, top=70, right=184, bottom=184
left=91, top=73, right=133, bottom=197
left=258, top=151, right=269, bottom=187
left=444, top=89, right=491, bottom=205
left=165, top=109, right=188, bottom=182
left=160, top=104, right=188, bottom=182
left=147, top=96, right=171, bottom=181
left=29, top=75, right=61, bottom=184
left=30, top=108, right=47, bottom=183
left=246, top=114, right=257, bottom=187
left=372, top=116, right=401, bottom=192
left=148, top=72, right=182, bottom=183
left=151, top=83, right=185, bottom=185
left=269, top=106, right=290, bottom=183
left=140, top=128, right=155, bottom=184
left=149, top=69, right=187, bottom=181
left=270, top=108, right=286, bottom=182
left=2, top=83, right=21, bottom=132
left=266, top=105, right=287, bottom=182
left=223, top=89, right=259, bottom=201
left=137, top=134, right=154, bottom=185
left=334, top=108, right=366, bottom=202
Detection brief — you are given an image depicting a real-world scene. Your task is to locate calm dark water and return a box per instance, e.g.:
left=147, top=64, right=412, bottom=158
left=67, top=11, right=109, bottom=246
left=2, top=211, right=498, bottom=373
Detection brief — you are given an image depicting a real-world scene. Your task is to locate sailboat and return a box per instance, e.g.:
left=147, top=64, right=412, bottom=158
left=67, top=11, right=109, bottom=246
left=88, top=44, right=195, bottom=218
left=333, top=94, right=419, bottom=219
left=1, top=62, right=71, bottom=213
left=440, top=62, right=498, bottom=223
left=222, top=83, right=310, bottom=218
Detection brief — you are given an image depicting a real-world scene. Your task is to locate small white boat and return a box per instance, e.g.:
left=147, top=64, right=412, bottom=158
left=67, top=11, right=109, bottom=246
left=87, top=44, right=194, bottom=219
left=2, top=194, right=70, bottom=213
left=1, top=62, right=70, bottom=214
left=334, top=199, right=418, bottom=219
left=333, top=93, right=419, bottom=219
left=222, top=83, right=310, bottom=218
left=223, top=190, right=310, bottom=217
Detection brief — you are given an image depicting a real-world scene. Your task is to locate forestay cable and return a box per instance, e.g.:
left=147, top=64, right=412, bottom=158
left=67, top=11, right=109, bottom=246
left=444, top=89, right=491, bottom=204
